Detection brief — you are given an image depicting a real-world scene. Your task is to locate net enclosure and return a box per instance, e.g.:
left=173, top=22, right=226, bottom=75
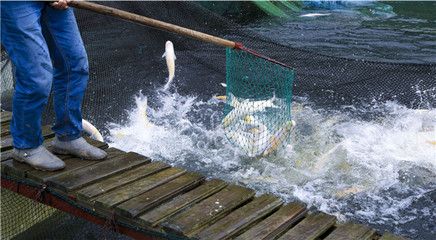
left=0, top=1, right=435, bottom=238
left=1, top=1, right=435, bottom=129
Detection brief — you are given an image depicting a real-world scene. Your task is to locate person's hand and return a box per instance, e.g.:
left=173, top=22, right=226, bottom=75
left=50, top=0, right=70, bottom=10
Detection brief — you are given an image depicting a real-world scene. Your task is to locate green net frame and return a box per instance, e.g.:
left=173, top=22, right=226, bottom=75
left=224, top=48, right=295, bottom=157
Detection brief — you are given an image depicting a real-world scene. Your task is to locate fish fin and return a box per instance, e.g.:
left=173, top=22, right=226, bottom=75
left=162, top=52, right=166, bottom=58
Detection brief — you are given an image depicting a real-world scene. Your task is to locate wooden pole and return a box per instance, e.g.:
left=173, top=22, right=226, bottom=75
left=69, top=1, right=239, bottom=49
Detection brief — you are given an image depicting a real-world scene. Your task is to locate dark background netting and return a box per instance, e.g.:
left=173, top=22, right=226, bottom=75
left=1, top=2, right=435, bottom=239
left=2, top=1, right=435, bottom=131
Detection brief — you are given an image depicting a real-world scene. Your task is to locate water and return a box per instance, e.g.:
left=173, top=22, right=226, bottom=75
left=106, top=2, right=436, bottom=239
left=238, top=1, right=436, bottom=64
left=107, top=87, right=436, bottom=239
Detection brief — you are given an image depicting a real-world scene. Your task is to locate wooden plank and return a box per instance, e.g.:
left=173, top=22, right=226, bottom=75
left=1, top=146, right=116, bottom=183
left=324, top=223, right=375, bottom=240
left=116, top=172, right=205, bottom=218
left=278, top=213, right=336, bottom=240
left=93, top=167, right=186, bottom=209
left=380, top=232, right=407, bottom=240
left=235, top=203, right=307, bottom=240
left=196, top=194, right=283, bottom=240
left=1, top=159, right=37, bottom=178
left=76, top=161, right=170, bottom=200
left=47, top=151, right=149, bottom=192
left=1, top=123, right=11, bottom=137
left=139, top=179, right=227, bottom=227
left=1, top=125, right=54, bottom=152
left=0, top=111, right=12, bottom=124
left=27, top=147, right=122, bottom=183
left=161, top=185, right=255, bottom=237
left=1, top=149, right=13, bottom=162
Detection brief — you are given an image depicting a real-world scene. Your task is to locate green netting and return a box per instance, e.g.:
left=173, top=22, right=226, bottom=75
left=223, top=48, right=295, bottom=157
left=0, top=188, right=58, bottom=240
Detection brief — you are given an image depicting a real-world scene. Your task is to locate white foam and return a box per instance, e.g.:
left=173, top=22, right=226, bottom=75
left=108, top=91, right=436, bottom=232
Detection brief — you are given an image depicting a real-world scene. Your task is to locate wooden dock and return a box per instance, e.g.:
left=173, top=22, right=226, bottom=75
left=0, top=111, right=405, bottom=240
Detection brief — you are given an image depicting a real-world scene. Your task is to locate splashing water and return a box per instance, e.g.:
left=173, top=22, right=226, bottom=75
left=108, top=89, right=436, bottom=239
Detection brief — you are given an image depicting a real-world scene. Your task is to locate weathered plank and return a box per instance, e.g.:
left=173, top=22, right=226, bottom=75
left=1, top=125, right=54, bottom=152
left=1, top=146, right=115, bottom=182
left=380, top=232, right=407, bottom=240
left=27, top=147, right=120, bottom=183
left=94, top=167, right=186, bottom=209
left=76, top=161, right=170, bottom=200
left=1, top=123, right=11, bottom=137
left=235, top=203, right=307, bottom=240
left=139, top=179, right=227, bottom=227
left=278, top=213, right=336, bottom=240
left=196, top=194, right=283, bottom=240
left=161, top=185, right=255, bottom=237
left=0, top=111, right=12, bottom=124
left=1, top=159, right=37, bottom=178
left=116, top=172, right=205, bottom=218
left=47, top=151, right=149, bottom=192
left=324, top=223, right=375, bottom=240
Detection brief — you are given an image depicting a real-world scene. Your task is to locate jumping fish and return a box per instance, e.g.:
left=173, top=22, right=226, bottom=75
left=225, top=116, right=295, bottom=157
left=135, top=95, right=151, bottom=127
left=82, top=119, right=104, bottom=142
left=222, top=93, right=279, bottom=128
left=262, top=120, right=296, bottom=157
left=229, top=93, right=278, bottom=111
left=162, top=41, right=176, bottom=91
left=299, top=13, right=331, bottom=17
left=213, top=95, right=227, bottom=102
left=418, top=109, right=436, bottom=146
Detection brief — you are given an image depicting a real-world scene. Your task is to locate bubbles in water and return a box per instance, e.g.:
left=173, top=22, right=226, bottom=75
left=107, top=89, right=436, bottom=239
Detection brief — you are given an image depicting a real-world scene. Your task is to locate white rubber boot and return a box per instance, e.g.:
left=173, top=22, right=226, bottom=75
left=13, top=146, right=65, bottom=171
left=51, top=137, right=107, bottom=160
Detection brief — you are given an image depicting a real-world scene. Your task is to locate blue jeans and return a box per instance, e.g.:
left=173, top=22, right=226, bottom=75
left=1, top=2, right=88, bottom=149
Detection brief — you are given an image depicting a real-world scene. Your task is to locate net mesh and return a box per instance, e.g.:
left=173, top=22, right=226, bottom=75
left=1, top=188, right=57, bottom=240
left=0, top=1, right=435, bottom=239
left=0, top=188, right=131, bottom=240
left=224, top=48, right=294, bottom=157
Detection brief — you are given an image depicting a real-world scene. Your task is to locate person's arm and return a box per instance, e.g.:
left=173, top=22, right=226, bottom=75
left=50, top=0, right=70, bottom=10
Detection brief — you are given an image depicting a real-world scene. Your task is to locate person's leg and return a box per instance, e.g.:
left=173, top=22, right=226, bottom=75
left=42, top=6, right=88, bottom=140
left=1, top=2, right=50, bottom=149
left=1, top=2, right=65, bottom=170
left=41, top=6, right=106, bottom=160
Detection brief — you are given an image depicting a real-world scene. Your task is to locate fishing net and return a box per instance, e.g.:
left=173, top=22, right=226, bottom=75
left=0, top=188, right=130, bottom=240
left=0, top=188, right=58, bottom=239
left=0, top=1, right=435, bottom=239
left=224, top=48, right=294, bottom=157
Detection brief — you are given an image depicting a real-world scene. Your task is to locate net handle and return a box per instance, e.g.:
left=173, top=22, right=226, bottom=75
left=69, top=1, right=243, bottom=49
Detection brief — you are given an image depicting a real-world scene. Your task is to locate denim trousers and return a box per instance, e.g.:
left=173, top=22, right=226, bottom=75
left=1, top=2, right=88, bottom=149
